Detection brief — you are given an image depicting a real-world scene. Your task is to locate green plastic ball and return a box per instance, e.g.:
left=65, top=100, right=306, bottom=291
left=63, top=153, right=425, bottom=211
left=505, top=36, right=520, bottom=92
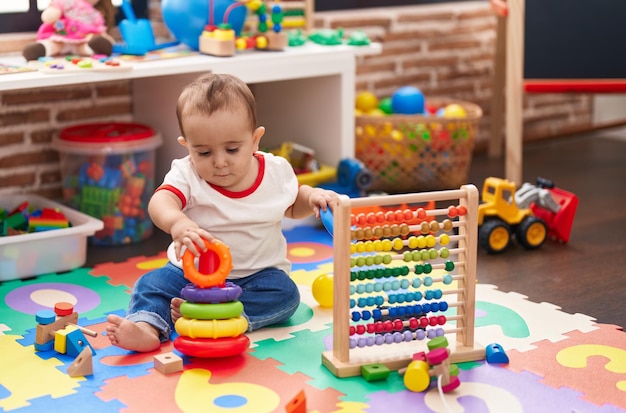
left=378, top=97, right=393, bottom=114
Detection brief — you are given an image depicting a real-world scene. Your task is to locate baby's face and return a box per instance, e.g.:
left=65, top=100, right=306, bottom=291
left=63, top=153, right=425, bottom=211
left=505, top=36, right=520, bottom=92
left=179, top=109, right=263, bottom=192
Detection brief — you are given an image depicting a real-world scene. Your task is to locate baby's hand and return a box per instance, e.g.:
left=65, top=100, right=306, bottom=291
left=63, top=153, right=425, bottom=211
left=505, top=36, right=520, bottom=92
left=309, top=188, right=340, bottom=218
left=171, top=222, right=213, bottom=260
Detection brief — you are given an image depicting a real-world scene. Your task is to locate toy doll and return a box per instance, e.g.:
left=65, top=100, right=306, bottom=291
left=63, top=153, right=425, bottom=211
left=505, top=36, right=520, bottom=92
left=22, top=0, right=117, bottom=61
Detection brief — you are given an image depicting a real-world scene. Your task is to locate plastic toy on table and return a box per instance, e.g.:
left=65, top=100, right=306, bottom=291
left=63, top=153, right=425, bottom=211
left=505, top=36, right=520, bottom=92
left=22, top=0, right=117, bottom=62
left=115, top=0, right=179, bottom=55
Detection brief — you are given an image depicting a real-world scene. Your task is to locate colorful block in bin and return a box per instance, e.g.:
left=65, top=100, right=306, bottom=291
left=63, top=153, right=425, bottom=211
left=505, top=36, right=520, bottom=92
left=0, top=195, right=103, bottom=281
left=52, top=122, right=162, bottom=245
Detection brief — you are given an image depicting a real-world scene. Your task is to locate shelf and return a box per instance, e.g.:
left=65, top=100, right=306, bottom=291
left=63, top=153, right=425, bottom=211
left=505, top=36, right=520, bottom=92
left=0, top=43, right=381, bottom=92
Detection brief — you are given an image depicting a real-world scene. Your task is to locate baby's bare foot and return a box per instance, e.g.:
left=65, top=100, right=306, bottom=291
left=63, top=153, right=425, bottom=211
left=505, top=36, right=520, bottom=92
left=171, top=297, right=184, bottom=324
left=105, top=314, right=161, bottom=352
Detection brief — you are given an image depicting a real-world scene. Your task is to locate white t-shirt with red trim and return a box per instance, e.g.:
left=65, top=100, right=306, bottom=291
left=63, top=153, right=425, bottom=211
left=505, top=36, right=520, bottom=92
left=157, top=151, right=298, bottom=279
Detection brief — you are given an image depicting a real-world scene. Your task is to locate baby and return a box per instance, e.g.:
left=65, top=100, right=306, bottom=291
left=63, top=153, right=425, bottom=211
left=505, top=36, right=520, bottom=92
left=106, top=73, right=340, bottom=352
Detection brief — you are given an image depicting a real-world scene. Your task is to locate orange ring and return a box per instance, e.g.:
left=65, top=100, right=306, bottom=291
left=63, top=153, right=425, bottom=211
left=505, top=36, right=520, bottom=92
left=182, top=239, right=233, bottom=288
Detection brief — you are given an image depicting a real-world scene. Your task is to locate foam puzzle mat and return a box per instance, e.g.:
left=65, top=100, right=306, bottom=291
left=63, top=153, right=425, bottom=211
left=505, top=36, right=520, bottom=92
left=1, top=223, right=624, bottom=412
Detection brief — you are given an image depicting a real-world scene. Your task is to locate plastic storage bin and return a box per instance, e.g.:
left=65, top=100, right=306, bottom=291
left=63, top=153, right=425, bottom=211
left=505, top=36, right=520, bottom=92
left=52, top=122, right=162, bottom=245
left=0, top=194, right=103, bottom=281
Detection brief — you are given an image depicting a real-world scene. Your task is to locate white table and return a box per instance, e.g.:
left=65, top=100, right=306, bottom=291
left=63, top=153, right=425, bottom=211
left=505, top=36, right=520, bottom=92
left=0, top=42, right=381, bottom=180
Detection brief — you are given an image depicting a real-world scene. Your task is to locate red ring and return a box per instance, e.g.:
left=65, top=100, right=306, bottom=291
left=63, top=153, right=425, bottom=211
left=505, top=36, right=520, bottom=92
left=174, top=335, right=250, bottom=358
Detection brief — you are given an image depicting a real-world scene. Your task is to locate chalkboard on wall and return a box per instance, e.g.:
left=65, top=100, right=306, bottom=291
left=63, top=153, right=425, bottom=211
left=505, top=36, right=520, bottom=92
left=524, top=0, right=626, bottom=79
left=316, top=0, right=476, bottom=12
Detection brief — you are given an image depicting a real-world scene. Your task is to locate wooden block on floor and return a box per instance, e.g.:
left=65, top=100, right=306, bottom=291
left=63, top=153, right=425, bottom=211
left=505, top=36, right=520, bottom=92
left=154, top=352, right=183, bottom=375
left=361, top=363, right=391, bottom=382
left=67, top=347, right=93, bottom=377
left=285, top=389, right=306, bottom=413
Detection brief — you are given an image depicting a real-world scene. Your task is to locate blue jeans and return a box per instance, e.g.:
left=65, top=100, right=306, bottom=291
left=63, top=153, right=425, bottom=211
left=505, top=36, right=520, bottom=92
left=125, top=262, right=300, bottom=342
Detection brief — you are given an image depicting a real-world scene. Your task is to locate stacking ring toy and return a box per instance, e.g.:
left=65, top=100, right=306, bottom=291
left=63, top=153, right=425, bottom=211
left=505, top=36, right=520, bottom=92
left=180, top=282, right=243, bottom=303
left=180, top=300, right=244, bottom=320
left=182, top=239, right=232, bottom=288
left=174, top=335, right=250, bottom=358
left=175, top=316, right=249, bottom=339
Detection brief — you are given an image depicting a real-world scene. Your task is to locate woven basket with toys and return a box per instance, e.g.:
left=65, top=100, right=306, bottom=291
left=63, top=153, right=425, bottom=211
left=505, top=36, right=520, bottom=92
left=355, top=88, right=482, bottom=194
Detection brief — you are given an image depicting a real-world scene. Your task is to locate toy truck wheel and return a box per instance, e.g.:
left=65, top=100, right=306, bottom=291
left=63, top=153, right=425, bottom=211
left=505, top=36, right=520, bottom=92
left=479, top=219, right=511, bottom=254
left=355, top=169, right=374, bottom=190
left=516, top=216, right=548, bottom=249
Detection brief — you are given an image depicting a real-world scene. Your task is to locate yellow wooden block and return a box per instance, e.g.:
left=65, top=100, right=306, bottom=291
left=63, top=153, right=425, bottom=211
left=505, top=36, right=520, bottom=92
left=54, top=325, right=78, bottom=354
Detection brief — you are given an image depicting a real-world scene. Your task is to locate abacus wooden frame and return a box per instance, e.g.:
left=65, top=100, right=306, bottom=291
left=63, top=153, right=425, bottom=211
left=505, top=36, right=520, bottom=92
left=321, top=185, right=485, bottom=378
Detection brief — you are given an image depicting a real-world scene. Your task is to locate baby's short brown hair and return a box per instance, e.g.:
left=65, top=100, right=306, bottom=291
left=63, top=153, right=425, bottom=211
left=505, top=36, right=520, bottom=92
left=176, top=73, right=257, bottom=138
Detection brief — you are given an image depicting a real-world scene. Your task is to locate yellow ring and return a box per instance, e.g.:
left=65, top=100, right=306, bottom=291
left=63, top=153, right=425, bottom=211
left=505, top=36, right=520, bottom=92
left=182, top=239, right=232, bottom=288
left=175, top=316, right=249, bottom=339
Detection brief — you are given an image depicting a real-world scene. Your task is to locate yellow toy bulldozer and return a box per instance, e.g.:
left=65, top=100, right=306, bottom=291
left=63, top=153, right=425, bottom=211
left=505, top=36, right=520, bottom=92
left=477, top=177, right=549, bottom=254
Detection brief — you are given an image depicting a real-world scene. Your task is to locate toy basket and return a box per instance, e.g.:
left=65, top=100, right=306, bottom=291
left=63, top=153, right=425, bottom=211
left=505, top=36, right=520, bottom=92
left=355, top=98, right=482, bottom=193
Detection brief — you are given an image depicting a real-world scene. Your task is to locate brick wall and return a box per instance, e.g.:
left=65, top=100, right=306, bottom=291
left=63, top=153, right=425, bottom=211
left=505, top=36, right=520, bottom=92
left=0, top=1, right=594, bottom=198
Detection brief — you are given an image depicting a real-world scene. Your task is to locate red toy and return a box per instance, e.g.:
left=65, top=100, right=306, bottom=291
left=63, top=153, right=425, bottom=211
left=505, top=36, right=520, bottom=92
left=529, top=185, right=579, bottom=244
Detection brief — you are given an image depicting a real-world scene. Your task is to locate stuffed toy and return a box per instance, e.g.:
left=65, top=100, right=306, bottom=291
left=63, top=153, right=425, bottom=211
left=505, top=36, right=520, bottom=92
left=22, top=0, right=117, bottom=61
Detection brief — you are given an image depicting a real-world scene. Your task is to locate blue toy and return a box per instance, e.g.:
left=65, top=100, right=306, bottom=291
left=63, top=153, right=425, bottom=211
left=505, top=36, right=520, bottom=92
left=485, top=343, right=510, bottom=364
left=115, top=0, right=179, bottom=55
left=161, top=0, right=248, bottom=50
left=319, top=158, right=373, bottom=198
left=320, top=208, right=334, bottom=237
left=391, top=86, right=425, bottom=115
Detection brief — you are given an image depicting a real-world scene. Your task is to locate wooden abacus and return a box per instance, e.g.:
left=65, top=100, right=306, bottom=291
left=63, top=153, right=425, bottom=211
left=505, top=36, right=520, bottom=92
left=321, top=185, right=485, bottom=378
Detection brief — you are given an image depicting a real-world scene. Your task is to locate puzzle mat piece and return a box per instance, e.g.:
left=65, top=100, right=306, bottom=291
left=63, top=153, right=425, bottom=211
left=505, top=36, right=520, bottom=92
left=90, top=252, right=168, bottom=291
left=367, top=362, right=623, bottom=413
left=1, top=269, right=130, bottom=337
left=507, top=323, right=626, bottom=410
left=0, top=334, right=82, bottom=411
left=287, top=241, right=334, bottom=272
left=284, top=222, right=332, bottom=248
left=284, top=225, right=334, bottom=272
left=0, top=324, right=9, bottom=335
left=28, top=57, right=132, bottom=74
left=2, top=392, right=125, bottom=413
left=184, top=352, right=344, bottom=412
left=474, top=283, right=598, bottom=352
left=252, top=326, right=404, bottom=404
left=97, top=350, right=344, bottom=413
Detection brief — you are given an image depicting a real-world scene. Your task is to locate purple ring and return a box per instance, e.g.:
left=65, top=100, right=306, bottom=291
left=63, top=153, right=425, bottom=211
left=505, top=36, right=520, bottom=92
left=180, top=282, right=243, bottom=304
